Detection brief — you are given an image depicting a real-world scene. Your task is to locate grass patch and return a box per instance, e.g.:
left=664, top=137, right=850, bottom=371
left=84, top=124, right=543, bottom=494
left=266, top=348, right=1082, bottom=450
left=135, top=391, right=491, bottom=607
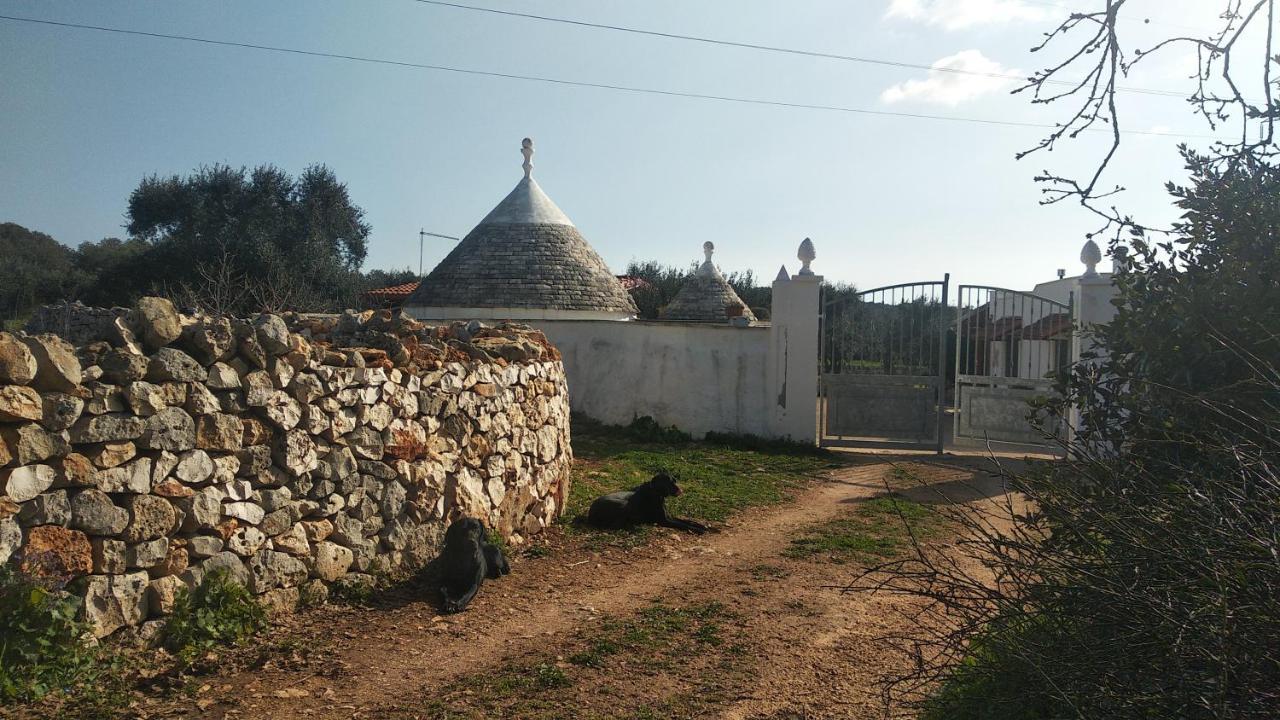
left=785, top=495, right=946, bottom=564
left=567, top=416, right=842, bottom=537
left=427, top=600, right=746, bottom=719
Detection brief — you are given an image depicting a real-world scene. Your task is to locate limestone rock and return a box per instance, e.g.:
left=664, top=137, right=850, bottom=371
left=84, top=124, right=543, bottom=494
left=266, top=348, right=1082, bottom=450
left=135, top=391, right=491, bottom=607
left=122, top=381, right=169, bottom=416
left=259, top=390, right=302, bottom=431
left=173, top=449, right=214, bottom=486
left=248, top=548, right=306, bottom=593
left=99, top=348, right=149, bottom=385
left=21, top=334, right=82, bottom=392
left=311, top=541, right=353, bottom=582
left=82, top=571, right=150, bottom=637
left=0, top=517, right=19, bottom=564
left=138, top=407, right=195, bottom=452
left=56, top=453, right=97, bottom=488
left=0, top=332, right=38, bottom=385
left=200, top=550, right=250, bottom=587
left=121, top=495, right=176, bottom=543
left=20, top=525, right=92, bottom=578
left=301, top=518, right=333, bottom=542
left=258, top=586, right=300, bottom=615
left=152, top=478, right=194, bottom=498
left=2, top=464, right=56, bottom=502
left=70, top=413, right=146, bottom=444
left=1, top=423, right=69, bottom=465
left=147, top=348, right=207, bottom=383
left=223, top=501, right=265, bottom=525
left=185, top=382, right=221, bottom=416
left=84, top=382, right=126, bottom=415
left=181, top=486, right=225, bottom=532
left=40, top=392, right=85, bottom=432
left=253, top=314, right=291, bottom=356
left=93, top=457, right=153, bottom=494
left=273, top=429, right=318, bottom=477
left=272, top=523, right=309, bottom=555
left=156, top=541, right=189, bottom=577
left=126, top=537, right=169, bottom=569
left=91, top=537, right=126, bottom=573
left=187, top=535, right=224, bottom=558
left=84, top=440, right=136, bottom=469
left=17, top=489, right=69, bottom=526
left=236, top=444, right=271, bottom=475
left=289, top=373, right=325, bottom=404
left=257, top=486, right=293, bottom=513
left=206, top=362, right=241, bottom=390
left=228, top=526, right=267, bottom=556
left=180, top=316, right=234, bottom=366
left=148, top=574, right=186, bottom=616
left=346, top=426, right=384, bottom=461
left=127, top=297, right=182, bottom=350
left=0, top=386, right=43, bottom=422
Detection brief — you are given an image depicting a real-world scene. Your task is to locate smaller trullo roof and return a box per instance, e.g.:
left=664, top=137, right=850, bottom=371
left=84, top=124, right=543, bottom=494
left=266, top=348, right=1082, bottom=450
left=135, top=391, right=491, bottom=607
left=661, top=242, right=757, bottom=323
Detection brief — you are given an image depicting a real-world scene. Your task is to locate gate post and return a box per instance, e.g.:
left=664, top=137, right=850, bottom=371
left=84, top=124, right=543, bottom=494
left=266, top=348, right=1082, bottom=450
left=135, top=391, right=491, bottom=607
left=1069, top=240, right=1119, bottom=444
left=767, top=239, right=822, bottom=444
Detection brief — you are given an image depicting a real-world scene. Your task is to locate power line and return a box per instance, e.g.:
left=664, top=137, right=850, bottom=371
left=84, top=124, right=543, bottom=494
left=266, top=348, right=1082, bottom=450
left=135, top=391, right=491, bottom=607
left=0, top=13, right=1218, bottom=140
left=407, top=0, right=1188, bottom=98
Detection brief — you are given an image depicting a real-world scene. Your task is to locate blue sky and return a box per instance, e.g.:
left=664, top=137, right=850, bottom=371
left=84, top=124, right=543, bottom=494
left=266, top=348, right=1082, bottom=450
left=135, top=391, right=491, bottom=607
left=0, top=0, right=1226, bottom=290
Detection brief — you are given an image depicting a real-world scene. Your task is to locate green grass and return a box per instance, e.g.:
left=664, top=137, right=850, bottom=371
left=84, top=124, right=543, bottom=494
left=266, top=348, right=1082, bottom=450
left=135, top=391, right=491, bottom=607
left=785, top=495, right=947, bottom=564
left=566, top=416, right=842, bottom=536
left=426, top=600, right=743, bottom=719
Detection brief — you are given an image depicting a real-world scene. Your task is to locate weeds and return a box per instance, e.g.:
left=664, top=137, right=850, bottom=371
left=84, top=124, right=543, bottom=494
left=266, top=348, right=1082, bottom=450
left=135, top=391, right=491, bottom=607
left=0, top=565, right=102, bottom=702
left=785, top=496, right=941, bottom=564
left=163, top=569, right=265, bottom=665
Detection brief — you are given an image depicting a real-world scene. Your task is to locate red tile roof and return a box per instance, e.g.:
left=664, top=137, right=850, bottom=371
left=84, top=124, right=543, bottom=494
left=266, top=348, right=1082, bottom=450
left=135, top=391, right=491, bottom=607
left=364, top=281, right=421, bottom=299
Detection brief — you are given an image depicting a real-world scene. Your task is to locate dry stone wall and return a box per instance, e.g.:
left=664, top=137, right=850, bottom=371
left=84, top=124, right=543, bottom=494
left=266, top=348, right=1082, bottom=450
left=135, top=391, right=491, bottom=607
left=0, top=300, right=572, bottom=638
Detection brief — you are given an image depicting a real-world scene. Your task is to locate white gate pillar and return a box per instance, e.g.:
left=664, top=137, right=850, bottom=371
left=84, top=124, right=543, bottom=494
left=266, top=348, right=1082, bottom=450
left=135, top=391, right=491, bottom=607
left=1071, top=239, right=1119, bottom=365
left=767, top=239, right=822, bottom=444
left=1069, top=240, right=1120, bottom=445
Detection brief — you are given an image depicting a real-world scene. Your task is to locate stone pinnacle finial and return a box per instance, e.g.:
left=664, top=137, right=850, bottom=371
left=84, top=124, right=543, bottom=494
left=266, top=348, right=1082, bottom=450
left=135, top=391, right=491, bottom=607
left=1080, top=238, right=1101, bottom=278
left=521, top=137, right=534, bottom=179
left=775, top=265, right=791, bottom=282
left=703, top=241, right=715, bottom=263
left=797, top=238, right=816, bottom=276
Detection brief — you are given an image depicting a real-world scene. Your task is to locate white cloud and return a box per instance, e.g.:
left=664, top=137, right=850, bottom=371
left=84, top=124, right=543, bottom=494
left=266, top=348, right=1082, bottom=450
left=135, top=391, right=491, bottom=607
left=881, top=50, right=1020, bottom=106
left=886, top=0, right=1048, bottom=31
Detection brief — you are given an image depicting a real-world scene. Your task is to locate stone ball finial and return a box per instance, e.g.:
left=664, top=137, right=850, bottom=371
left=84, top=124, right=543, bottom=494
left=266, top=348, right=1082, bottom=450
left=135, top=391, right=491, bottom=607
left=703, top=241, right=715, bottom=262
left=797, top=237, right=816, bottom=276
left=521, top=137, right=534, bottom=179
left=1080, top=238, right=1102, bottom=278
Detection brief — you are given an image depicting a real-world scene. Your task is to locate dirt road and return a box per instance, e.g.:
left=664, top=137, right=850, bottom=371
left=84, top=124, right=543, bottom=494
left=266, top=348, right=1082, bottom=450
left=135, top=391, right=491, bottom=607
left=146, top=457, right=1014, bottom=720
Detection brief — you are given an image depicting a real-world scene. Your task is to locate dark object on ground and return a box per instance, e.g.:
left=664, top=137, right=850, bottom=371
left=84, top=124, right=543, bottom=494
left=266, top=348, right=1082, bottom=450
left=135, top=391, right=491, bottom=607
left=586, top=472, right=708, bottom=534
left=439, top=517, right=508, bottom=613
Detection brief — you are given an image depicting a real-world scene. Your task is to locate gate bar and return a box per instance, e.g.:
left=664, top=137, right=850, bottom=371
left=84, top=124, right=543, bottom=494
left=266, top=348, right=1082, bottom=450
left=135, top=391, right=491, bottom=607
left=935, top=273, right=949, bottom=455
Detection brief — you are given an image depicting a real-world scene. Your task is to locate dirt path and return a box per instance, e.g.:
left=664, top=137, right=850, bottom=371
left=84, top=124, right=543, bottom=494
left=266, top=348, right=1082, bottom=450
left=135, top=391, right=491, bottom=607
left=155, top=457, right=1014, bottom=720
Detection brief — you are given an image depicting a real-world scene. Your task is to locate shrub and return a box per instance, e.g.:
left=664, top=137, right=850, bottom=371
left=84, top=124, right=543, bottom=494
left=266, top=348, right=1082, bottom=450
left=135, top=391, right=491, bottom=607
left=0, top=565, right=99, bottom=702
left=163, top=569, right=265, bottom=663
left=861, top=151, right=1280, bottom=719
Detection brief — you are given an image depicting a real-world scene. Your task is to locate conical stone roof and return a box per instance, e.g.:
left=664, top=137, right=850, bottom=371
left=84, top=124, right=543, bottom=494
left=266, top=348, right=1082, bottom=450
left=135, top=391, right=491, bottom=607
left=661, top=242, right=757, bottom=323
left=406, top=139, right=637, bottom=318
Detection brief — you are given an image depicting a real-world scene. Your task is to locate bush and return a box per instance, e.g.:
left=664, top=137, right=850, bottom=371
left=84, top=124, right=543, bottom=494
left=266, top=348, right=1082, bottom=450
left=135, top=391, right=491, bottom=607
left=0, top=565, right=99, bottom=702
left=863, top=150, right=1280, bottom=719
left=163, top=569, right=265, bottom=663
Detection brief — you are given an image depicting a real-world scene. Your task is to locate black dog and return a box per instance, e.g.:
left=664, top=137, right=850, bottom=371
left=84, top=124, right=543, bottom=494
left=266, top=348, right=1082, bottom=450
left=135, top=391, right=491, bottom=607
left=586, top=472, right=709, bottom=534
left=438, top=517, right=510, bottom=613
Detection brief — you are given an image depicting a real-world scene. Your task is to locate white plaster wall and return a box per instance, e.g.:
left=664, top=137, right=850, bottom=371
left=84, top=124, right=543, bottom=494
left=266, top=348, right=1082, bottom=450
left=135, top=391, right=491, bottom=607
left=531, top=320, right=771, bottom=438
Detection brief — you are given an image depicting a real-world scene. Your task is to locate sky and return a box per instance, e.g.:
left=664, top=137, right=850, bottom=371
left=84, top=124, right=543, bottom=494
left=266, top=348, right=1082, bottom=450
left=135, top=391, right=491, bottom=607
left=0, top=0, right=1234, bottom=291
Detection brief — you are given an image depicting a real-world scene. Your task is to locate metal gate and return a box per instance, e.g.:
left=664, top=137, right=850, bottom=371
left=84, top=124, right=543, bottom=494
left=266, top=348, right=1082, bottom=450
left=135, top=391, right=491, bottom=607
left=953, top=286, right=1073, bottom=448
left=819, top=276, right=949, bottom=452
